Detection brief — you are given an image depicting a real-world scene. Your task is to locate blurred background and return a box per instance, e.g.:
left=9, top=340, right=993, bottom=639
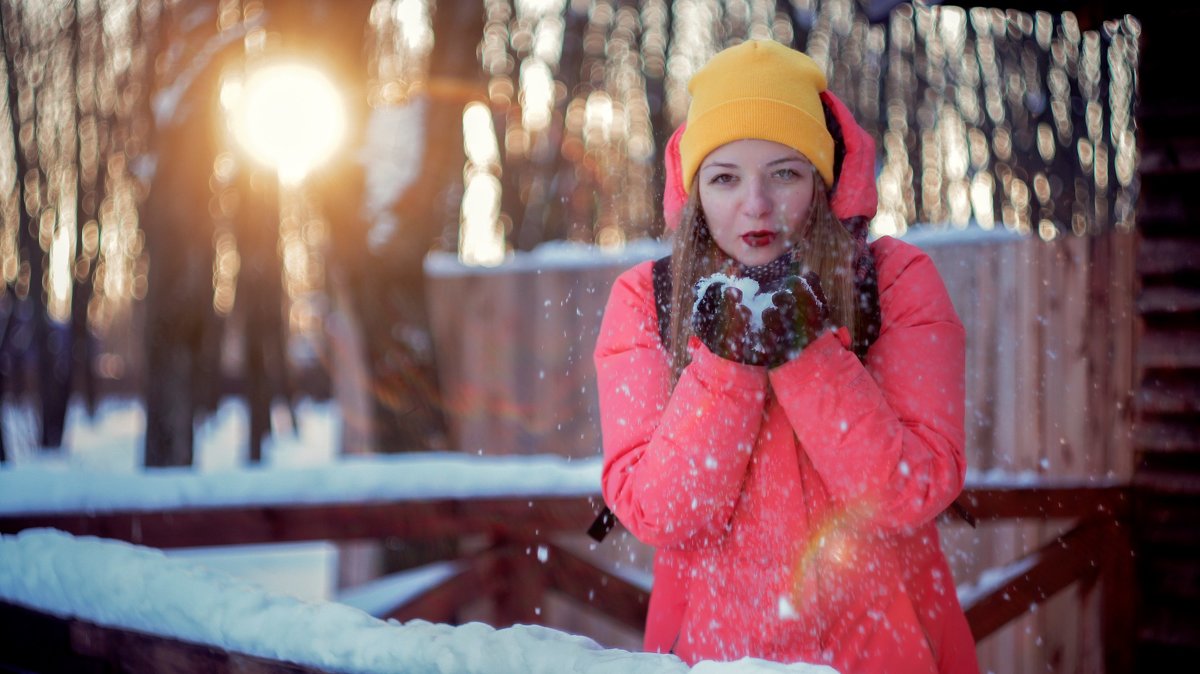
left=0, top=0, right=1140, bottom=464
left=2, top=1, right=1196, bottom=673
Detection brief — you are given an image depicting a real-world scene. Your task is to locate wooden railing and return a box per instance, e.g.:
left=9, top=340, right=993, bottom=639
left=0, top=482, right=1133, bottom=673
left=952, top=483, right=1135, bottom=673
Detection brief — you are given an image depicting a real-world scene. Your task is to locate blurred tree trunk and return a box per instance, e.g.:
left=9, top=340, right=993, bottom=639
left=140, top=5, right=228, bottom=467
left=0, top=4, right=20, bottom=463
left=648, top=0, right=675, bottom=209
left=512, top=3, right=588, bottom=249
left=0, top=2, right=61, bottom=450
left=69, top=0, right=102, bottom=417
left=232, top=168, right=285, bottom=463
left=33, top=2, right=73, bottom=449
left=274, top=0, right=378, bottom=459
left=301, top=0, right=457, bottom=454
left=365, top=0, right=485, bottom=452
left=0, top=286, right=8, bottom=462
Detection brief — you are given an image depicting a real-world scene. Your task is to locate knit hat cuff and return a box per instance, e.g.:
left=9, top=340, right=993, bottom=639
left=680, top=97, right=835, bottom=192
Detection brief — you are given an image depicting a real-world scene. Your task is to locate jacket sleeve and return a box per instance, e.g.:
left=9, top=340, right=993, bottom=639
left=594, top=263, right=768, bottom=548
left=767, top=243, right=967, bottom=531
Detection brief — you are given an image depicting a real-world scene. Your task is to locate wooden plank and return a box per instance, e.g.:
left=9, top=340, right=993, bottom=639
left=74, top=621, right=326, bottom=674
left=1136, top=239, right=1200, bottom=276
left=1107, top=228, right=1138, bottom=479
left=497, top=270, right=527, bottom=455
left=1134, top=420, right=1200, bottom=453
left=952, top=484, right=1129, bottom=521
left=1101, top=517, right=1137, bottom=674
left=1135, top=378, right=1200, bottom=415
left=1138, top=286, right=1200, bottom=315
left=0, top=600, right=324, bottom=674
left=0, top=600, right=94, bottom=673
left=0, top=501, right=463, bottom=548
left=380, top=552, right=502, bottom=625
left=491, top=537, right=546, bottom=628
left=427, top=261, right=629, bottom=459
left=1132, top=469, right=1200, bottom=496
left=540, top=542, right=649, bottom=633
left=963, top=518, right=1118, bottom=642
left=425, top=270, right=471, bottom=453
left=1014, top=236, right=1046, bottom=674
left=1039, top=234, right=1089, bottom=671
left=0, top=486, right=1125, bottom=552
left=0, top=497, right=603, bottom=549
left=534, top=264, right=622, bottom=459
left=1138, top=330, right=1200, bottom=370
left=950, top=238, right=1006, bottom=671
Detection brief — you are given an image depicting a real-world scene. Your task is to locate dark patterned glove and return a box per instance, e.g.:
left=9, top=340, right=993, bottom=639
left=759, top=271, right=831, bottom=368
left=690, top=277, right=761, bottom=364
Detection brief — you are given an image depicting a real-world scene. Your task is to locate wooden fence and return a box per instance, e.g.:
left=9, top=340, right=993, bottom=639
left=423, top=227, right=1140, bottom=674
left=424, top=247, right=667, bottom=460
left=0, top=480, right=1132, bottom=673
left=917, top=227, right=1138, bottom=674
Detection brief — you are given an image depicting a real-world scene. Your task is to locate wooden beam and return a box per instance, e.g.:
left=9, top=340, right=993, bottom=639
left=0, top=497, right=604, bottom=549
left=379, top=552, right=502, bottom=625
left=963, top=517, right=1120, bottom=641
left=1, top=486, right=1132, bottom=550
left=540, top=542, right=649, bottom=633
left=0, top=599, right=87, bottom=673
left=0, top=600, right=325, bottom=674
left=954, top=484, right=1130, bottom=521
left=1100, top=517, right=1137, bottom=674
left=491, top=538, right=547, bottom=628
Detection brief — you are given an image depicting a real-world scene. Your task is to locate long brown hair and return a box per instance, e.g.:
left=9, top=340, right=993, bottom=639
left=665, top=177, right=860, bottom=385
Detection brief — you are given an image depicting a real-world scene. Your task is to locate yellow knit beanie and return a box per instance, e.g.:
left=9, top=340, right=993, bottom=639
left=680, top=40, right=834, bottom=192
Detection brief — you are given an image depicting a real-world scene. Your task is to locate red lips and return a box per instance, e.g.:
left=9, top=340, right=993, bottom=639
left=741, top=230, right=777, bottom=247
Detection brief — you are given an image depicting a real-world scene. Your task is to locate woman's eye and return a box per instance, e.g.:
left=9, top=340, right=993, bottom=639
left=773, top=168, right=802, bottom=180
left=708, top=173, right=736, bottom=185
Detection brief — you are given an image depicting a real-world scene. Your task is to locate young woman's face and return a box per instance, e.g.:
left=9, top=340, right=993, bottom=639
left=697, top=139, right=816, bottom=267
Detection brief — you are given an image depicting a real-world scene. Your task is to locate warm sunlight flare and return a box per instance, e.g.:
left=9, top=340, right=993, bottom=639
left=225, top=63, right=346, bottom=184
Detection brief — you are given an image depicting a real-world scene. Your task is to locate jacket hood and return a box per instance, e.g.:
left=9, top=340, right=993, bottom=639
left=662, top=89, right=877, bottom=231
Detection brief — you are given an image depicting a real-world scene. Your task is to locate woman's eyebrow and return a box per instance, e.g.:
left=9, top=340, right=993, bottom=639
left=766, top=157, right=810, bottom=166
left=701, top=156, right=810, bottom=171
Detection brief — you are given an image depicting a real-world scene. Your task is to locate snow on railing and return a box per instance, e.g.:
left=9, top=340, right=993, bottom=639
left=0, top=454, right=1122, bottom=517
left=0, top=453, right=603, bottom=515
left=0, top=529, right=835, bottom=674
left=954, top=552, right=1041, bottom=608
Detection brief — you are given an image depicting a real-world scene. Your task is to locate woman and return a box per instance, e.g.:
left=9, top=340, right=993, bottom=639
left=594, top=40, right=978, bottom=673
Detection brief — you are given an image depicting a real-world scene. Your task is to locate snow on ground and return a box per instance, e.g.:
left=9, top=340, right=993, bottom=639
left=0, top=529, right=837, bottom=674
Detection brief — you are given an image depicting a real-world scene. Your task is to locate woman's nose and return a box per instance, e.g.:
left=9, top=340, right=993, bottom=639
left=742, top=178, right=773, bottom=217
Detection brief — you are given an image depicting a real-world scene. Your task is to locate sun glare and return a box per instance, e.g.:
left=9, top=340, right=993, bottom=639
left=226, top=63, right=346, bottom=184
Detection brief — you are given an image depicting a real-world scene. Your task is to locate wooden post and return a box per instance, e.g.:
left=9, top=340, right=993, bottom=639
left=1039, top=234, right=1087, bottom=673
left=491, top=535, right=547, bottom=628
left=1101, top=518, right=1136, bottom=673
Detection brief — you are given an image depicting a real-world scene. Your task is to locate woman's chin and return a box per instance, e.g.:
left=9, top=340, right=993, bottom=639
left=729, top=246, right=788, bottom=268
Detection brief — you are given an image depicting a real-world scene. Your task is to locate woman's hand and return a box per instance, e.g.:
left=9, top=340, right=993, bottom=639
left=689, top=252, right=798, bottom=365
left=690, top=265, right=830, bottom=366
left=760, top=271, right=830, bottom=367
left=691, top=280, right=761, bottom=364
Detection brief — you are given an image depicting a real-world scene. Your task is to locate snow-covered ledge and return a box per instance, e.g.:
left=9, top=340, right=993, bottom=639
left=0, top=529, right=836, bottom=674
left=0, top=453, right=603, bottom=515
